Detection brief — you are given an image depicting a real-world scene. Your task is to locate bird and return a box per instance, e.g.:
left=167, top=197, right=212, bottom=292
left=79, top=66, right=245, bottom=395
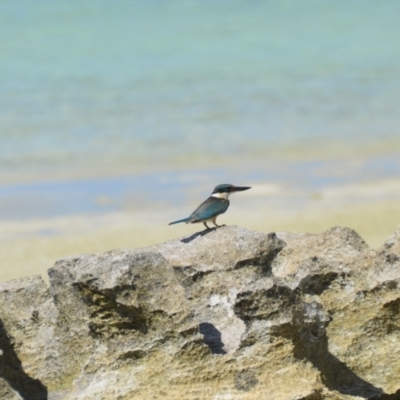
left=169, top=184, right=251, bottom=229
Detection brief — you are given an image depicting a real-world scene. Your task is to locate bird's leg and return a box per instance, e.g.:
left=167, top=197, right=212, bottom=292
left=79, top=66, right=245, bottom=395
left=203, top=222, right=211, bottom=229
left=212, top=218, right=225, bottom=228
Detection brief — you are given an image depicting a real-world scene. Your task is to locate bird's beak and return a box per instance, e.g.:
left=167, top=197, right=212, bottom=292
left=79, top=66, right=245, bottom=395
left=231, top=186, right=251, bottom=192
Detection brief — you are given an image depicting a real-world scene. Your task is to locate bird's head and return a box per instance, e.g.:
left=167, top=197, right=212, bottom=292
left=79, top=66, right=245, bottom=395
left=211, top=184, right=251, bottom=199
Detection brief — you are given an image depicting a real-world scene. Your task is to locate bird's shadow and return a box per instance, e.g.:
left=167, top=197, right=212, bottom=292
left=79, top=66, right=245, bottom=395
left=181, top=226, right=221, bottom=244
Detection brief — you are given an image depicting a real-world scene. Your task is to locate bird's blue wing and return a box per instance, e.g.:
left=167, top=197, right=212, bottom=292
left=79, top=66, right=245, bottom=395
left=189, top=197, right=229, bottom=222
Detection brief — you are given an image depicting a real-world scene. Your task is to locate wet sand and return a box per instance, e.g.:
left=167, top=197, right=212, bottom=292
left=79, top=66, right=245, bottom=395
left=1, top=179, right=400, bottom=283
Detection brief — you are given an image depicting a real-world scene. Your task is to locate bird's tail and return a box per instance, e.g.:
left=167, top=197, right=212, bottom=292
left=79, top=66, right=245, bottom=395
left=168, top=217, right=190, bottom=225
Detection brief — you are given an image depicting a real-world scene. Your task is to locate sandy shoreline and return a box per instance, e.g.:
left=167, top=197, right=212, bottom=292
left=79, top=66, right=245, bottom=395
left=1, top=178, right=400, bottom=283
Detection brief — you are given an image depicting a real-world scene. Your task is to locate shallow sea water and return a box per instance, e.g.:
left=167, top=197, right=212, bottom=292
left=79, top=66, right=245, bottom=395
left=1, top=0, right=400, bottom=219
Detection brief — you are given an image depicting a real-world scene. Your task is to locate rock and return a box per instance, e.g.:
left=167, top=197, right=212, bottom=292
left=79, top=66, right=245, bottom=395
left=0, top=225, right=400, bottom=399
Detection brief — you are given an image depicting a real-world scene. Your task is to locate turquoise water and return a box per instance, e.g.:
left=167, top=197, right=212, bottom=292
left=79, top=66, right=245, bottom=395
left=1, top=155, right=400, bottom=220
left=1, top=0, right=400, bottom=218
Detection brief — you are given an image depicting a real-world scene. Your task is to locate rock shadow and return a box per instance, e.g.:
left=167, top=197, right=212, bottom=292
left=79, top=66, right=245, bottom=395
left=293, top=326, right=384, bottom=398
left=199, top=322, right=226, bottom=354
left=273, top=305, right=386, bottom=399
left=0, top=318, right=48, bottom=400
left=181, top=227, right=218, bottom=244
left=72, top=282, right=149, bottom=337
left=372, top=389, right=400, bottom=400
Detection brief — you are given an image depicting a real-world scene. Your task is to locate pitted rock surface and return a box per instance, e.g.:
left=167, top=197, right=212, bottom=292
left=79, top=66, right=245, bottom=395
left=1, top=225, right=400, bottom=399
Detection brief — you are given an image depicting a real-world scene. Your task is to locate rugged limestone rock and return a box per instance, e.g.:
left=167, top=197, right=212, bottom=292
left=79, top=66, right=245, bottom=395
left=1, top=225, right=400, bottom=400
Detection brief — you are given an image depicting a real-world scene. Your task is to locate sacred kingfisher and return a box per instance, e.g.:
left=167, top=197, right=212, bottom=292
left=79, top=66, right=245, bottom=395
left=169, top=184, right=251, bottom=229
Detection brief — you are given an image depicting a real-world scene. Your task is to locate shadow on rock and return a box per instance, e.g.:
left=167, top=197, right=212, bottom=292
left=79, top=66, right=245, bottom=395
left=181, top=227, right=218, bottom=244
left=199, top=322, right=226, bottom=354
left=371, top=389, right=400, bottom=400
left=273, top=302, right=385, bottom=399
left=0, top=318, right=48, bottom=400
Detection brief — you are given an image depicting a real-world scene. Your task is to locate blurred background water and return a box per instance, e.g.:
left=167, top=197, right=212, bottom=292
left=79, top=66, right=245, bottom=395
left=1, top=0, right=400, bottom=264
